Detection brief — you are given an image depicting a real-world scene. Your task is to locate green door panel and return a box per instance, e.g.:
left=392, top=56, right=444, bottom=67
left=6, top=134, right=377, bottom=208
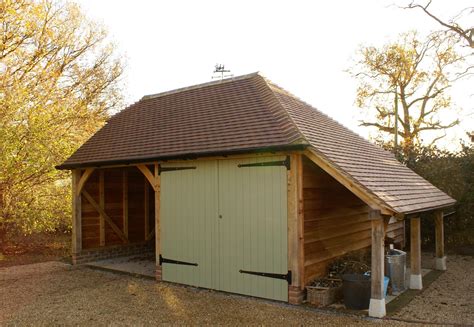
left=217, top=157, right=288, bottom=301
left=160, top=160, right=218, bottom=289
left=160, top=156, right=288, bottom=301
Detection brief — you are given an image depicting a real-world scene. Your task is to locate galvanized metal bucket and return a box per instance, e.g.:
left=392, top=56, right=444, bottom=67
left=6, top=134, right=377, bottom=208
left=384, top=249, right=407, bottom=295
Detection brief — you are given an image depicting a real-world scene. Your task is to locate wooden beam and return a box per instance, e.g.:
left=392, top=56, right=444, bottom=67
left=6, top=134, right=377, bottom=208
left=72, top=151, right=300, bottom=170
left=144, top=176, right=150, bottom=240
left=288, top=154, right=304, bottom=289
left=369, top=210, right=386, bottom=318
left=296, top=153, right=305, bottom=289
left=434, top=211, right=446, bottom=270
left=82, top=190, right=128, bottom=243
left=99, top=170, right=105, bottom=246
left=137, top=164, right=158, bottom=191
left=122, top=170, right=128, bottom=239
left=154, top=163, right=161, bottom=265
left=76, top=168, right=95, bottom=195
left=435, top=211, right=444, bottom=258
left=409, top=217, right=422, bottom=289
left=72, top=170, right=82, bottom=255
left=304, top=149, right=393, bottom=216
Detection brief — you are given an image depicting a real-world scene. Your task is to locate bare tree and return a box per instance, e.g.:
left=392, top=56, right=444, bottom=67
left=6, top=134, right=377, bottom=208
left=405, top=1, right=474, bottom=48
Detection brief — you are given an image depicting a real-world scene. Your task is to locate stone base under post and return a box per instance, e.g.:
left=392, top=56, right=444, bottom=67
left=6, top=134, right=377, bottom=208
left=288, top=286, right=305, bottom=304
left=368, top=298, right=386, bottom=318
left=156, top=265, right=162, bottom=281
left=409, top=274, right=423, bottom=290
left=435, top=256, right=447, bottom=271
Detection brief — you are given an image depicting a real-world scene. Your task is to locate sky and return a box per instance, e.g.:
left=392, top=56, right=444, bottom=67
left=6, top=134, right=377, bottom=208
left=74, top=0, right=473, bottom=149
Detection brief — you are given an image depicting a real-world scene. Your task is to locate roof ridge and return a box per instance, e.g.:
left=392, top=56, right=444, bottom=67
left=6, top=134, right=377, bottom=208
left=141, top=72, right=260, bottom=101
left=256, top=75, right=309, bottom=145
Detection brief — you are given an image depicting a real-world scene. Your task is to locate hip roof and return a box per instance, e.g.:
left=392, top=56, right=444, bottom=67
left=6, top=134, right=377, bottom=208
left=58, top=72, right=455, bottom=214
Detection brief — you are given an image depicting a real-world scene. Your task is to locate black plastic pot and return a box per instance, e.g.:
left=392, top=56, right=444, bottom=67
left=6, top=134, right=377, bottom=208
left=341, top=274, right=371, bottom=310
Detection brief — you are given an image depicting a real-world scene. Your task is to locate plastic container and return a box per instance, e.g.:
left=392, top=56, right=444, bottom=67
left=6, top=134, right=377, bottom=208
left=341, top=274, right=371, bottom=310
left=385, top=249, right=407, bottom=295
left=364, top=272, right=390, bottom=298
left=383, top=276, right=389, bottom=297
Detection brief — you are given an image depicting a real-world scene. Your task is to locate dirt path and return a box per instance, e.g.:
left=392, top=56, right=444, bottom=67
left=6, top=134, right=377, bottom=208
left=0, top=261, right=411, bottom=326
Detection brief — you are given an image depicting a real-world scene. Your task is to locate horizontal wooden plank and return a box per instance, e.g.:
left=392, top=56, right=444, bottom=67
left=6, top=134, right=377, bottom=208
left=305, top=237, right=371, bottom=267
left=304, top=220, right=372, bottom=242
left=304, top=213, right=368, bottom=230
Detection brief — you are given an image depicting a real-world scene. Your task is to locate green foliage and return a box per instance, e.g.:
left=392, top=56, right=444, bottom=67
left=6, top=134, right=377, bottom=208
left=0, top=0, right=124, bottom=234
left=414, top=144, right=474, bottom=248
left=378, top=141, right=474, bottom=249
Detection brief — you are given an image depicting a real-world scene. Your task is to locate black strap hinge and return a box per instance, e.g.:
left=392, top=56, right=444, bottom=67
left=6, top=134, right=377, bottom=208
left=159, top=254, right=198, bottom=266
left=158, top=165, right=196, bottom=175
left=237, top=156, right=290, bottom=170
left=239, top=269, right=292, bottom=284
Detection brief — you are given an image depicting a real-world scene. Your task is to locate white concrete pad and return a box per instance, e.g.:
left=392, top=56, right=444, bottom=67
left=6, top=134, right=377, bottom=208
left=409, top=274, right=423, bottom=290
left=369, top=298, right=386, bottom=318
left=435, top=256, right=447, bottom=271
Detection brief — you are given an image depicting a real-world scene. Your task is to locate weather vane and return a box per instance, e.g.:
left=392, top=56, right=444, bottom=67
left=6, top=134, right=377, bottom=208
left=212, top=64, right=233, bottom=80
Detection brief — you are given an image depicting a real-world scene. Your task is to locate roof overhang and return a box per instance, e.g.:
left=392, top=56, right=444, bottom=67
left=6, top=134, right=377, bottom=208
left=56, top=143, right=309, bottom=170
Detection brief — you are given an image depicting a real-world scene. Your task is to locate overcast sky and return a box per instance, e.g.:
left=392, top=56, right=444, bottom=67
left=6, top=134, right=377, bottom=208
left=75, top=0, right=473, bottom=149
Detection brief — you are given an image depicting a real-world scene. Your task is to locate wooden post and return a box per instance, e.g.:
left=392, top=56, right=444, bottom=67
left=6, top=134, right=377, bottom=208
left=410, top=217, right=422, bottom=290
left=123, top=170, right=128, bottom=239
left=434, top=211, right=446, bottom=270
left=368, top=209, right=386, bottom=318
left=287, top=153, right=304, bottom=304
left=99, top=170, right=105, bottom=246
left=72, top=170, right=82, bottom=258
left=136, top=163, right=161, bottom=274
left=144, top=176, right=149, bottom=240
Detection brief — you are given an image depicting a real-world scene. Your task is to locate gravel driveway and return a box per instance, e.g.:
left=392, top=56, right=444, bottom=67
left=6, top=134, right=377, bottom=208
left=0, top=256, right=471, bottom=326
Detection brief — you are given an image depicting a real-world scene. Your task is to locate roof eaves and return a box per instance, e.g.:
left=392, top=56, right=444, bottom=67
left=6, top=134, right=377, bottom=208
left=56, top=143, right=309, bottom=170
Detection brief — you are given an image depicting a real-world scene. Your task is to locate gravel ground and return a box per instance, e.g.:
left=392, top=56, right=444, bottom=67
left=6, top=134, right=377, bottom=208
left=394, top=254, right=474, bottom=325
left=0, top=262, right=414, bottom=326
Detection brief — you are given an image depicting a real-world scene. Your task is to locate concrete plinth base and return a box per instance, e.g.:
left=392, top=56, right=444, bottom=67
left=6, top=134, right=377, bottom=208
left=409, top=274, right=423, bottom=290
left=368, top=298, right=386, bottom=318
left=435, top=256, right=447, bottom=271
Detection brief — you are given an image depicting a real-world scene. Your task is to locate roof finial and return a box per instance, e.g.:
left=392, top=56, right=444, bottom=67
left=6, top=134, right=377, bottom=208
left=212, top=64, right=233, bottom=80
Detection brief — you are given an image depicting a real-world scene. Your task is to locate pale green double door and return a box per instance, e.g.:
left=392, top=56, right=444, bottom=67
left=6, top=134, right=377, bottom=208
left=160, top=156, right=288, bottom=301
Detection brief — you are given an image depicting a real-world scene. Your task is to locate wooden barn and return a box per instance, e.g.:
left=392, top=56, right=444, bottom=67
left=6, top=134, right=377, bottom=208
left=57, top=73, right=455, bottom=317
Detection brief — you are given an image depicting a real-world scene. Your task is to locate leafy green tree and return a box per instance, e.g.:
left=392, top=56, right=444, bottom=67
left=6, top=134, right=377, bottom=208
left=0, top=0, right=123, bottom=234
left=349, top=31, right=471, bottom=163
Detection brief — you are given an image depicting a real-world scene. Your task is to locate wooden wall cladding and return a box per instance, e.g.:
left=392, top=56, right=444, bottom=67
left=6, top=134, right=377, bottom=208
left=81, top=167, right=153, bottom=249
left=302, top=157, right=404, bottom=285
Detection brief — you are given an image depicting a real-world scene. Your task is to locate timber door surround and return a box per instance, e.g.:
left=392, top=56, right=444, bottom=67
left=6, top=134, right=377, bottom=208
left=160, top=156, right=288, bottom=301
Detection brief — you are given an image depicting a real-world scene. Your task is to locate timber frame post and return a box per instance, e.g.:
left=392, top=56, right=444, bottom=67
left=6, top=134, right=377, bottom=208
left=368, top=209, right=386, bottom=318
left=71, top=169, right=82, bottom=263
left=137, top=163, right=161, bottom=280
left=409, top=217, right=423, bottom=290
left=287, top=153, right=304, bottom=304
left=434, top=210, right=446, bottom=270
